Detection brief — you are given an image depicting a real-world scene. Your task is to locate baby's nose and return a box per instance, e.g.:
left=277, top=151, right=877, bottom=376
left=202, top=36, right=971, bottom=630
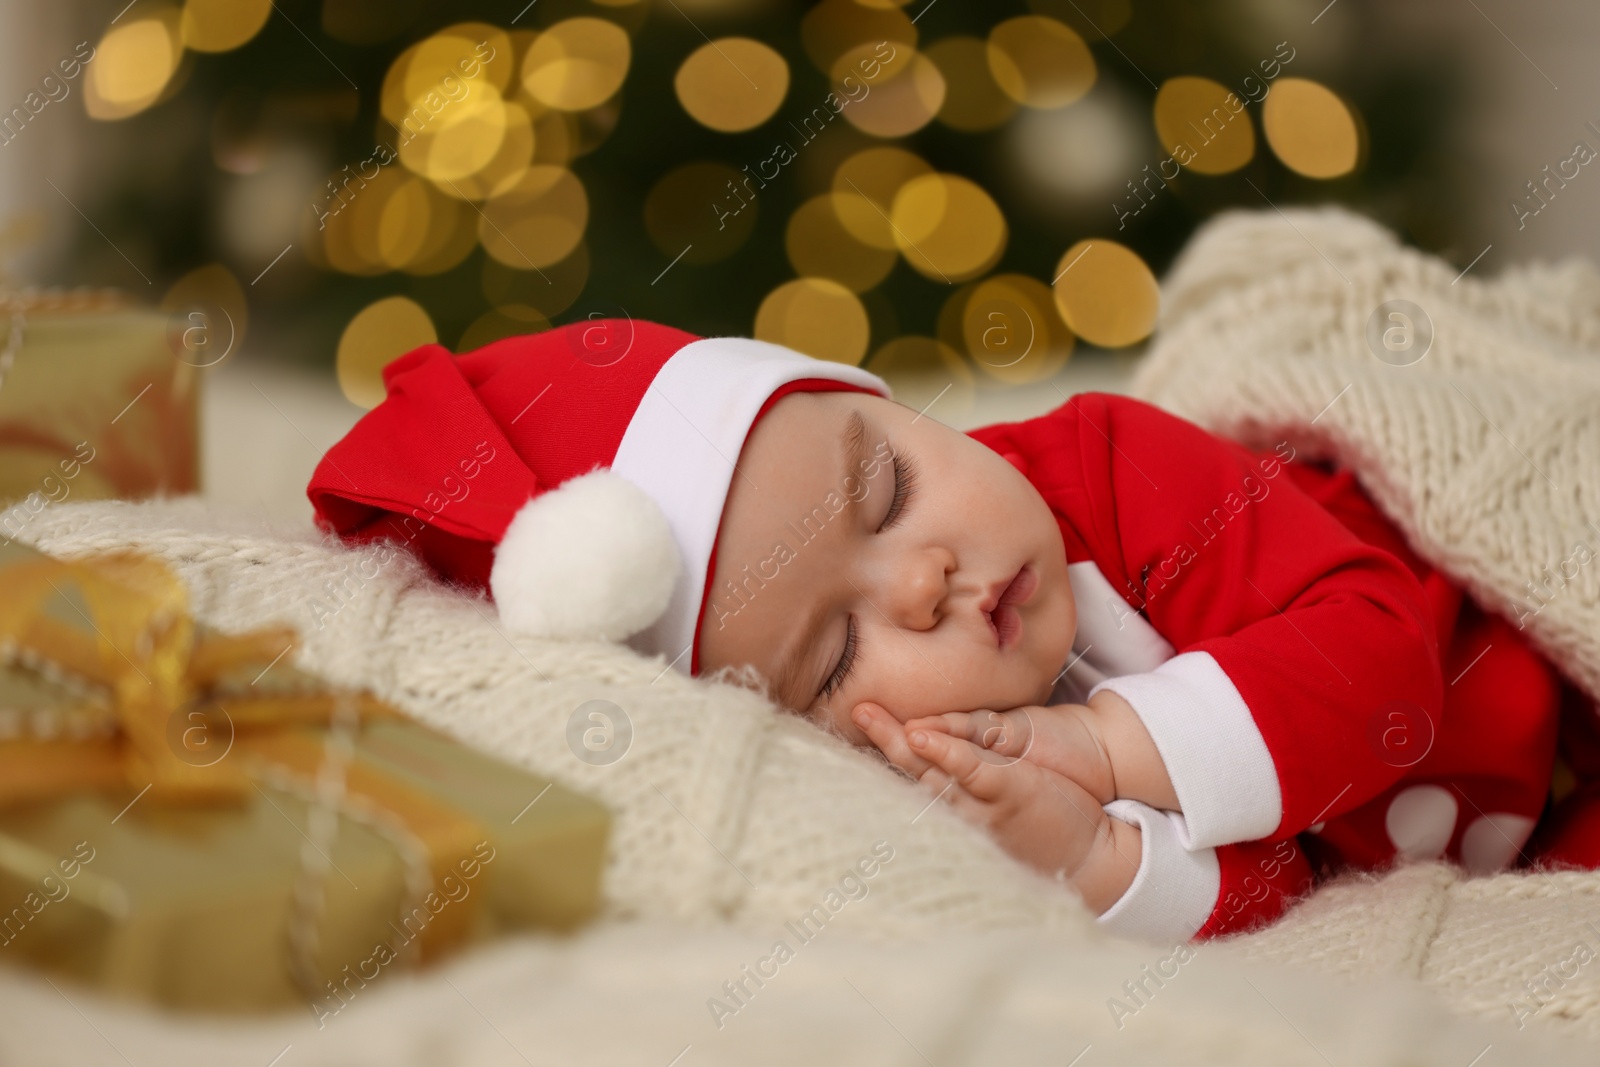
left=875, top=547, right=952, bottom=631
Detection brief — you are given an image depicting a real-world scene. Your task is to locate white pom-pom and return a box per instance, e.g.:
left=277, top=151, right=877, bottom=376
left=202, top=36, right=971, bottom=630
left=489, top=469, right=680, bottom=641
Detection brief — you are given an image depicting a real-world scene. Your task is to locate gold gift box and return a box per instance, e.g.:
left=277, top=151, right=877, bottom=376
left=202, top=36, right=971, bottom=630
left=0, top=541, right=610, bottom=1015
left=0, top=289, right=197, bottom=512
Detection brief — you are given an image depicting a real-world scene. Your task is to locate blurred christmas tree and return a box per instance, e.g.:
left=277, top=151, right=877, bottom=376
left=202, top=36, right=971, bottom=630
left=55, top=0, right=1466, bottom=407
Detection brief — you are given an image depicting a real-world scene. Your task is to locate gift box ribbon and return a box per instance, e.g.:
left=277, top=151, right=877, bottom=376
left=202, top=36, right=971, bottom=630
left=0, top=546, right=484, bottom=967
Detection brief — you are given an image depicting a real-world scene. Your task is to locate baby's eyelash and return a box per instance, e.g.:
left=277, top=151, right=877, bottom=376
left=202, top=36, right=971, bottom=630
left=820, top=449, right=915, bottom=701
left=878, top=450, right=918, bottom=532
left=821, top=616, right=858, bottom=698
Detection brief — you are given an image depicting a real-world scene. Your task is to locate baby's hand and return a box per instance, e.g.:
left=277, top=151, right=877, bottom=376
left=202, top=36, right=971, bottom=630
left=903, top=705, right=1116, bottom=805
left=852, top=703, right=1140, bottom=912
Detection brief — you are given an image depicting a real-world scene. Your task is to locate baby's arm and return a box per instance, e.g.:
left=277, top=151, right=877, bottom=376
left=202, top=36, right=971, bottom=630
left=858, top=703, right=1315, bottom=939
left=904, top=688, right=1178, bottom=812
left=855, top=705, right=1142, bottom=914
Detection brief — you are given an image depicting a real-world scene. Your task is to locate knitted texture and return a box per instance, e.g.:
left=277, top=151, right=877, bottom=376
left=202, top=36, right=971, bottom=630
left=14, top=498, right=1100, bottom=943
left=9, top=498, right=1598, bottom=1063
left=8, top=207, right=1600, bottom=1056
left=1133, top=206, right=1600, bottom=1042
left=1132, top=206, right=1600, bottom=704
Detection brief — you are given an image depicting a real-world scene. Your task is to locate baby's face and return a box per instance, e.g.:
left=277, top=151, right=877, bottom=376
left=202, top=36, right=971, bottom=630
left=697, top=390, right=1077, bottom=745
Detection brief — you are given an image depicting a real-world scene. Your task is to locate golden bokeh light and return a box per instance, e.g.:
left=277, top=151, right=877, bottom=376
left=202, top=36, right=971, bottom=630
left=675, top=38, right=790, bottom=133
left=402, top=185, right=479, bottom=276
left=1051, top=239, right=1159, bottom=348
left=522, top=18, right=631, bottom=112
left=483, top=241, right=589, bottom=319
left=785, top=194, right=898, bottom=293
left=1262, top=77, right=1361, bottom=179
left=436, top=100, right=536, bottom=200
left=398, top=93, right=510, bottom=183
left=986, top=16, right=1095, bottom=110
left=315, top=149, right=484, bottom=277
left=374, top=176, right=437, bottom=270
left=318, top=205, right=379, bottom=278
left=834, top=43, right=945, bottom=138
left=800, top=0, right=917, bottom=75
left=1153, top=76, right=1255, bottom=176
left=161, top=263, right=248, bottom=365
left=508, top=28, right=539, bottom=70
left=382, top=27, right=514, bottom=178
left=832, top=147, right=933, bottom=250
left=926, top=36, right=1017, bottom=132
left=321, top=166, right=409, bottom=276
left=644, top=161, right=757, bottom=264
left=336, top=296, right=438, bottom=408
left=946, top=274, right=1073, bottom=385
left=86, top=12, right=183, bottom=121
left=755, top=278, right=870, bottom=364
left=180, top=0, right=271, bottom=53
left=477, top=165, right=588, bottom=269
left=889, top=174, right=1007, bottom=282
left=380, top=39, right=427, bottom=130
left=527, top=105, right=576, bottom=165
left=866, top=336, right=974, bottom=419
left=428, top=23, right=516, bottom=95
left=457, top=305, right=552, bottom=353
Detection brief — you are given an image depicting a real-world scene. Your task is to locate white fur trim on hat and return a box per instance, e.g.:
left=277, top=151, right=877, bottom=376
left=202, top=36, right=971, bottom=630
left=489, top=469, right=680, bottom=642
left=612, top=336, right=889, bottom=668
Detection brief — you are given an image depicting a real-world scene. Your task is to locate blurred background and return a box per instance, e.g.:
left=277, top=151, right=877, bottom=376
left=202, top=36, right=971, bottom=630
left=0, top=0, right=1587, bottom=520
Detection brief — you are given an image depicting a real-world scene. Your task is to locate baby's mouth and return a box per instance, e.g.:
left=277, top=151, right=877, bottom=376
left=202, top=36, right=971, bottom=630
left=984, top=564, right=1037, bottom=650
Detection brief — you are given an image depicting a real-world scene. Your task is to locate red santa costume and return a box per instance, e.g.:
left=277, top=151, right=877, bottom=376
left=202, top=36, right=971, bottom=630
left=969, top=391, right=1600, bottom=941
left=307, top=320, right=1600, bottom=945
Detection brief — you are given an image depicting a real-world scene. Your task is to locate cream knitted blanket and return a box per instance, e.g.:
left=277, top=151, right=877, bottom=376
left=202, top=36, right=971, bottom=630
left=1133, top=206, right=1600, bottom=704
left=1129, top=206, right=1600, bottom=1037
left=7, top=498, right=1594, bottom=1063
left=4, top=207, right=1599, bottom=1062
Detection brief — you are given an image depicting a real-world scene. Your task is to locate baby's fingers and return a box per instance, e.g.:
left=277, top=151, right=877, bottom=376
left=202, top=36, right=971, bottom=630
left=906, top=709, right=1033, bottom=762
left=914, top=766, right=989, bottom=825
left=900, top=711, right=970, bottom=738
left=853, top=702, right=935, bottom=778
left=907, top=727, right=1018, bottom=803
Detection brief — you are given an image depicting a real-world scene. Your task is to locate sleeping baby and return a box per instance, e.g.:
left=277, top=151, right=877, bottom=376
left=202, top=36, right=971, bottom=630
left=309, top=318, right=1598, bottom=942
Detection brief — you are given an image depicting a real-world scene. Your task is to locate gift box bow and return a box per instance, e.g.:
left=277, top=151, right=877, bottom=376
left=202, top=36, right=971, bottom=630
left=0, top=546, right=488, bottom=964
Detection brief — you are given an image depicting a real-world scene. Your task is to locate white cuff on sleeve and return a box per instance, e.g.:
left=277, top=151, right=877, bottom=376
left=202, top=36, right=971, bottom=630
left=1089, top=650, right=1281, bottom=850
left=1096, top=799, right=1220, bottom=944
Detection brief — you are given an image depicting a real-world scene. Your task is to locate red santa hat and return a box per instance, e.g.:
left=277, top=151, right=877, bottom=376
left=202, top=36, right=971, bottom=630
left=307, top=319, right=890, bottom=675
